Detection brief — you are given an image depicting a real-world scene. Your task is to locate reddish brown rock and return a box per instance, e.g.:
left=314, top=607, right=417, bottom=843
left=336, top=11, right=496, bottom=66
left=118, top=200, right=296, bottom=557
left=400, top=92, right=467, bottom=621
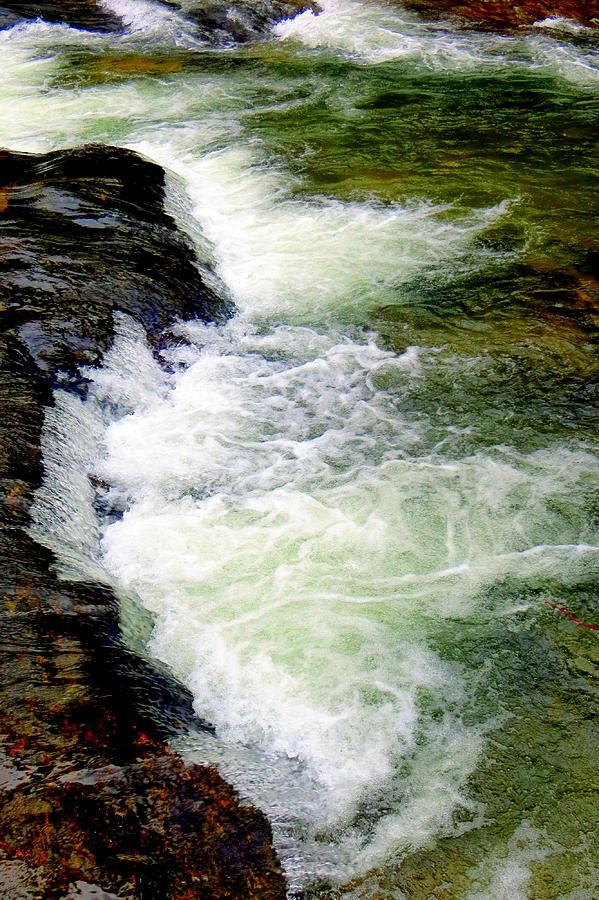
left=401, top=0, right=598, bottom=27
left=0, top=754, right=285, bottom=899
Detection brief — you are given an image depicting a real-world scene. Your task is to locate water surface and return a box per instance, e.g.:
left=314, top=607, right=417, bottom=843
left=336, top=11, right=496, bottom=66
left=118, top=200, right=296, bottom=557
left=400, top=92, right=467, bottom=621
left=8, top=2, right=598, bottom=897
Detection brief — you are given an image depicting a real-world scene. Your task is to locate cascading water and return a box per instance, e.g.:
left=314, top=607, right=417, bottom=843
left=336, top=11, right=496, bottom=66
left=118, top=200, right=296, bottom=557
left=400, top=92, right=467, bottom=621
left=7, top=0, right=598, bottom=897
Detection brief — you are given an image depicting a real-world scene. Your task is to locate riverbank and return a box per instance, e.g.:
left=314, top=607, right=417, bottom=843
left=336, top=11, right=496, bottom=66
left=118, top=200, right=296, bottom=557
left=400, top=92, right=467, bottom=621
left=0, top=143, right=285, bottom=899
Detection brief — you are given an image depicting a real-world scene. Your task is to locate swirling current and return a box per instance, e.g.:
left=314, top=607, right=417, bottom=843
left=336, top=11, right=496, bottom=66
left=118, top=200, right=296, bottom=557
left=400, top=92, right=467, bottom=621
left=7, top=1, right=598, bottom=897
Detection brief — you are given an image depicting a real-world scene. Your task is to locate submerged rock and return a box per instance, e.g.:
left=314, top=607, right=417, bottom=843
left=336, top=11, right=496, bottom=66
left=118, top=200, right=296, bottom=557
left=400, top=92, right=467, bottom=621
left=0, top=144, right=285, bottom=899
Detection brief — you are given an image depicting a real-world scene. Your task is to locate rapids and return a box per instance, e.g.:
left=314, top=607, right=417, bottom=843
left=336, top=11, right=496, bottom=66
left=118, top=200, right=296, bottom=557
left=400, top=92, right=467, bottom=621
left=5, top=0, right=598, bottom=897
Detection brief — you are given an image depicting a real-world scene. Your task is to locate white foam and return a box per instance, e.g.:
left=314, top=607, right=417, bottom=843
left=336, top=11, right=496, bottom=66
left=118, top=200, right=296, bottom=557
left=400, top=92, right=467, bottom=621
left=27, top=316, right=163, bottom=580
left=530, top=37, right=599, bottom=87
left=464, top=823, right=552, bottom=900
left=6, top=1, right=598, bottom=892
left=533, top=16, right=594, bottom=34
left=273, top=0, right=499, bottom=68
left=0, top=0, right=595, bottom=162
left=100, top=0, right=201, bottom=42
left=124, top=139, right=509, bottom=325
left=27, top=311, right=599, bottom=889
left=80, top=321, right=599, bottom=888
left=274, top=0, right=599, bottom=87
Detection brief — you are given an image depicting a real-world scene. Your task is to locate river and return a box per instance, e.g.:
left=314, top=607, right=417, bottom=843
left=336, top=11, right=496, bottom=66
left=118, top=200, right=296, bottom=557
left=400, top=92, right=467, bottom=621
left=3, top=1, right=598, bottom=897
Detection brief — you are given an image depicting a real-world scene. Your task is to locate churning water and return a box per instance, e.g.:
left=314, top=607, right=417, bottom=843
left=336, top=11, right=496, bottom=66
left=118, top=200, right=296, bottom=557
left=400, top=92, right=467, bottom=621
left=10, top=1, right=599, bottom=896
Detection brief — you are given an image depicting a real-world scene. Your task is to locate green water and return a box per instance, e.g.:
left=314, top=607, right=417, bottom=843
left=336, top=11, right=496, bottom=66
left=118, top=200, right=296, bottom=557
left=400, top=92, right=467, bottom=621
left=12, top=2, right=599, bottom=897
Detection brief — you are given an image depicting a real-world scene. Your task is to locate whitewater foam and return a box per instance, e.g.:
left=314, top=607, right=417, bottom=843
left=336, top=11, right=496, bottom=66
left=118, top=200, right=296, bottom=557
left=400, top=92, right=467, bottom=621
left=123, top=139, right=511, bottom=325
left=273, top=0, right=599, bottom=86
left=8, top=0, right=598, bottom=893
left=45, top=318, right=594, bottom=889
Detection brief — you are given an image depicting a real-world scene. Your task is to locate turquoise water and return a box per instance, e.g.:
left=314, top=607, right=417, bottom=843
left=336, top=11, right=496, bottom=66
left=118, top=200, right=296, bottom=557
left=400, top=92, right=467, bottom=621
left=12, top=2, right=599, bottom=897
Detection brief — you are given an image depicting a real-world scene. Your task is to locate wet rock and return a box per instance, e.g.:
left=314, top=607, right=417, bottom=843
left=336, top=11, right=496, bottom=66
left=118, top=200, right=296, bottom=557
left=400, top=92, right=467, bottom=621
left=400, top=0, right=598, bottom=28
left=61, top=883, right=125, bottom=900
left=0, top=2, right=122, bottom=32
left=172, top=0, right=318, bottom=43
left=0, top=0, right=317, bottom=40
left=0, top=144, right=231, bottom=378
left=1, top=756, right=285, bottom=898
left=0, top=144, right=285, bottom=898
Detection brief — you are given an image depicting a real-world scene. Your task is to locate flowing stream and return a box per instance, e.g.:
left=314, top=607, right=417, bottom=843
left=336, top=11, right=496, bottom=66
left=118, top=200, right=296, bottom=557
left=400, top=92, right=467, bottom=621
left=5, top=1, right=598, bottom=897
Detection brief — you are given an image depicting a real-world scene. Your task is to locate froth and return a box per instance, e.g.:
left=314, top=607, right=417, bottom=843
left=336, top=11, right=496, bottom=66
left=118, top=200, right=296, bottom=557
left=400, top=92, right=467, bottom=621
left=125, top=141, right=509, bottom=325
left=274, top=0, right=498, bottom=67
left=27, top=315, right=164, bottom=580
left=274, top=0, right=599, bottom=87
left=100, top=0, right=200, bottom=41
left=83, top=321, right=598, bottom=887
left=464, top=823, right=552, bottom=900
left=7, top=1, right=598, bottom=892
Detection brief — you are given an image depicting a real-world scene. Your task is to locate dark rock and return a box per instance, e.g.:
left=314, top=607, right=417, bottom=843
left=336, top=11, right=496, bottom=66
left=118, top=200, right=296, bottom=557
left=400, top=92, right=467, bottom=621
left=0, top=144, right=285, bottom=898
left=0, top=5, right=21, bottom=28
left=0, top=2, right=122, bottom=32
left=0, top=0, right=317, bottom=40
left=172, top=0, right=318, bottom=44
left=0, top=144, right=232, bottom=379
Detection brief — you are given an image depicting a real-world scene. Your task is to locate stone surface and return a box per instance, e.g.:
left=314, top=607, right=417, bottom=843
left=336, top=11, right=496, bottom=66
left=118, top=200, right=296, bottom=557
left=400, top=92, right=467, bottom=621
left=0, top=144, right=231, bottom=378
left=0, top=755, right=286, bottom=898
left=0, top=144, right=285, bottom=899
left=401, top=0, right=598, bottom=27
left=0, top=2, right=122, bottom=32
left=175, top=0, right=319, bottom=43
left=0, top=0, right=317, bottom=38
